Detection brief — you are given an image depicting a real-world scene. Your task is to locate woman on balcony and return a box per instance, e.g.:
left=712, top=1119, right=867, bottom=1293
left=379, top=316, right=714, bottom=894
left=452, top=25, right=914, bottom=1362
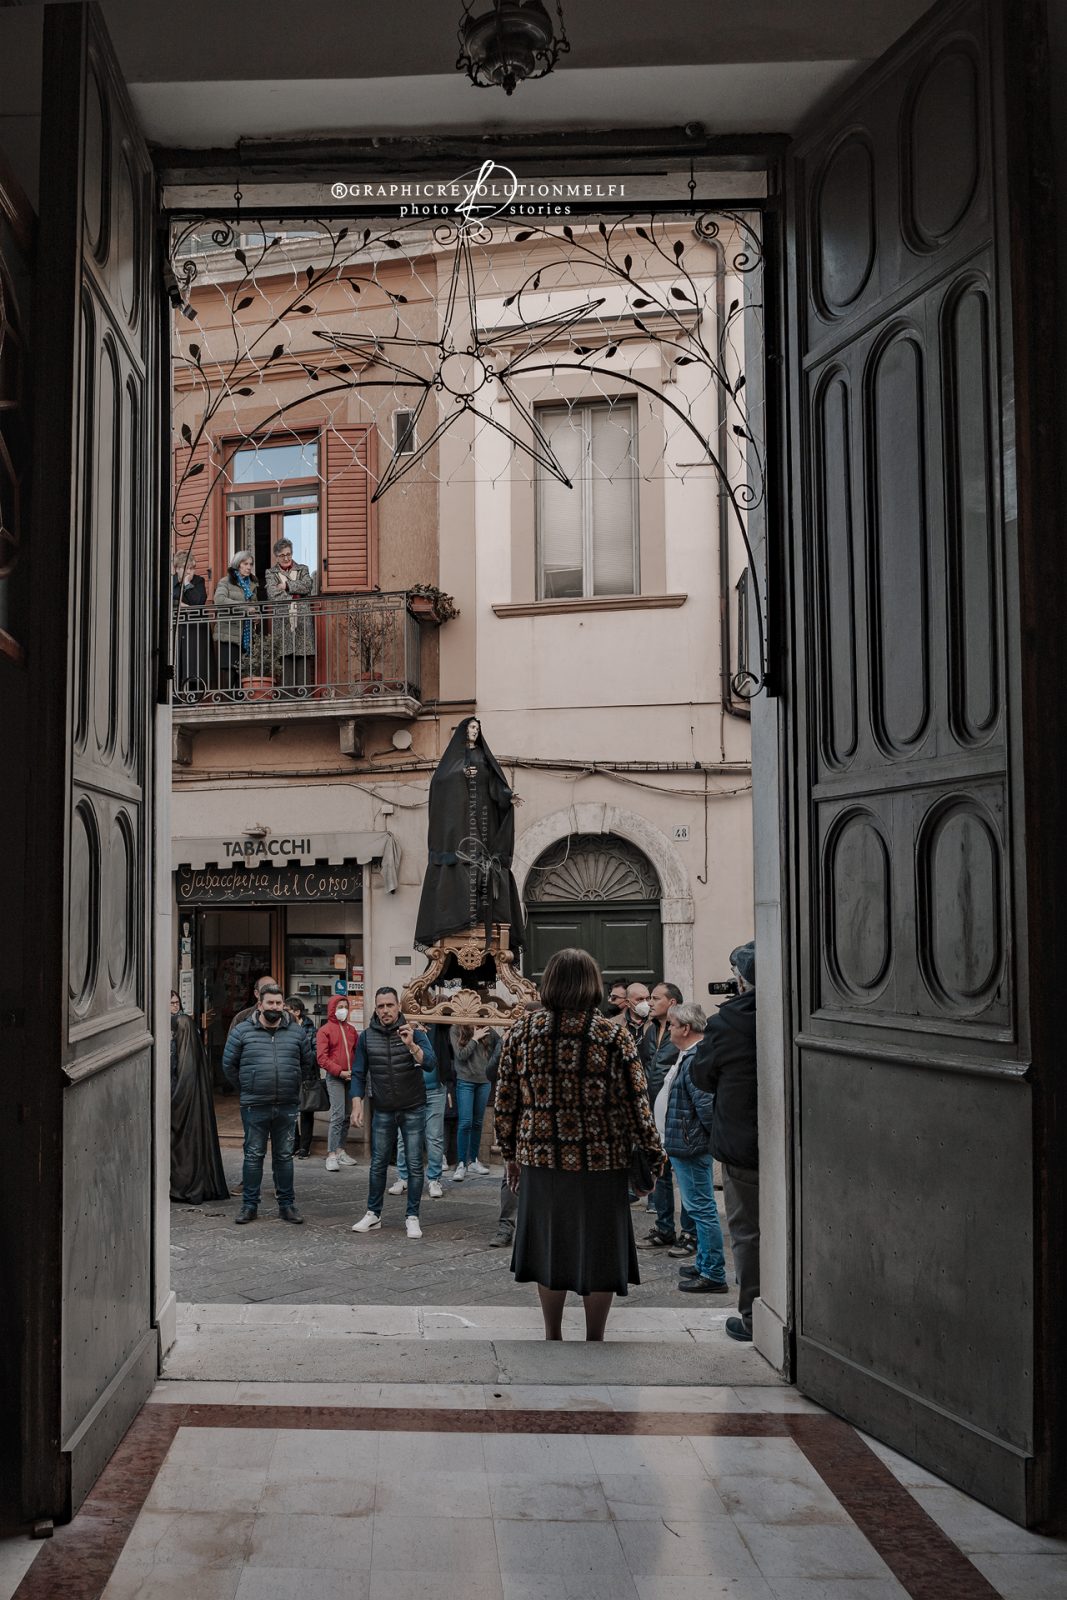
left=212, top=549, right=259, bottom=692
left=265, top=537, right=315, bottom=691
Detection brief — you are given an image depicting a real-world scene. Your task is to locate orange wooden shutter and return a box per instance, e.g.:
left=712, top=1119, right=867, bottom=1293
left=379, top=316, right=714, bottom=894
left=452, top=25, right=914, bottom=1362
left=172, top=439, right=217, bottom=582
left=324, top=426, right=377, bottom=591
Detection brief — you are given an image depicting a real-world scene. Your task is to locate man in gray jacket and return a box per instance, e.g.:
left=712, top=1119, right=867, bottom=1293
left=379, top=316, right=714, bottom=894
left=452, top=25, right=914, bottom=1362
left=223, top=985, right=317, bottom=1225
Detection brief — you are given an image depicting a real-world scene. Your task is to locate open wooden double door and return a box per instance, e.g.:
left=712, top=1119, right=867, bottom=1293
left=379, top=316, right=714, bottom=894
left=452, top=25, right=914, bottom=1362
left=5, top=0, right=1063, bottom=1530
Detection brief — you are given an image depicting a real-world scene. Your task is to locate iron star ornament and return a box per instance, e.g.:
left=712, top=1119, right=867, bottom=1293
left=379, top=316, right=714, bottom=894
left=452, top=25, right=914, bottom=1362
left=315, top=221, right=606, bottom=501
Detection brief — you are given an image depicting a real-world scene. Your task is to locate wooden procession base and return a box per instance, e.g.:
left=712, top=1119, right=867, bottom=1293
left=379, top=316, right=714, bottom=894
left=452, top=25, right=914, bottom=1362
left=400, top=924, right=539, bottom=1028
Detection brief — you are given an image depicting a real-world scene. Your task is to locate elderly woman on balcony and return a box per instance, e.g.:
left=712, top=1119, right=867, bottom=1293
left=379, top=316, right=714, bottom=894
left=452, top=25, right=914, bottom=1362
left=265, top=537, right=316, bottom=690
left=212, top=549, right=258, bottom=691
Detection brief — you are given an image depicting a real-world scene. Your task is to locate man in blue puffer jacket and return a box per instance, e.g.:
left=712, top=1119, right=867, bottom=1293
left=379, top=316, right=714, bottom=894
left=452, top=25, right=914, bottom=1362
left=656, top=1001, right=729, bottom=1295
left=223, top=984, right=317, bottom=1225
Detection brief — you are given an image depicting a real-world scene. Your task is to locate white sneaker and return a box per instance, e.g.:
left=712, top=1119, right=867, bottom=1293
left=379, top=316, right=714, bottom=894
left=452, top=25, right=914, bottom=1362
left=336, top=1151, right=357, bottom=1167
left=428, top=1179, right=443, bottom=1199
left=325, top=1153, right=340, bottom=1172
left=406, top=1216, right=423, bottom=1239
left=388, top=1178, right=407, bottom=1195
left=351, top=1211, right=381, bottom=1232
left=452, top=1163, right=466, bottom=1182
left=469, top=1160, right=490, bottom=1175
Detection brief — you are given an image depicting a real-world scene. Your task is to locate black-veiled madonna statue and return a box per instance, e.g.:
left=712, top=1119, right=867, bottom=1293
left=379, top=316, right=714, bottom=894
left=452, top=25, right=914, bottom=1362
left=415, top=718, right=526, bottom=952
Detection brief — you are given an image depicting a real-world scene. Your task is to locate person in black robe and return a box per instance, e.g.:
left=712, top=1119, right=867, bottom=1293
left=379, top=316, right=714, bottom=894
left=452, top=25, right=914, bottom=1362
left=415, top=718, right=526, bottom=957
left=171, top=1001, right=229, bottom=1204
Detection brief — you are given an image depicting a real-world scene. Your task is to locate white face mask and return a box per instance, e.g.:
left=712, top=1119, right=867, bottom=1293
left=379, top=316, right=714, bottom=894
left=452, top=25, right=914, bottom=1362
left=633, top=1000, right=651, bottom=1019
left=336, top=1007, right=348, bottom=1021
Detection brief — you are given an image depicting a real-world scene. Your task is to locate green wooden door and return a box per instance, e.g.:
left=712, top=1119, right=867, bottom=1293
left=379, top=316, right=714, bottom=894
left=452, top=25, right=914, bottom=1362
left=525, top=901, right=662, bottom=989
left=523, top=833, right=664, bottom=988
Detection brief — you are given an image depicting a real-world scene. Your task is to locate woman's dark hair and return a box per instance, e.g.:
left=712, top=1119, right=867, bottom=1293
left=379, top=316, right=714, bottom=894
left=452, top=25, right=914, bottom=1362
left=455, top=1024, right=474, bottom=1046
left=286, top=995, right=306, bottom=1016
left=540, top=947, right=603, bottom=1013
left=170, top=989, right=181, bottom=1004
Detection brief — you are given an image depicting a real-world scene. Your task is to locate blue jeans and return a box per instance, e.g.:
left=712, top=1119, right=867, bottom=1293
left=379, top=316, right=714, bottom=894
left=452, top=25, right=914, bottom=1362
left=368, top=1106, right=426, bottom=1217
left=456, top=1079, right=491, bottom=1165
left=240, top=1103, right=297, bottom=1210
left=670, top=1154, right=726, bottom=1283
left=398, top=1085, right=446, bottom=1182
left=654, top=1159, right=694, bottom=1239
left=326, top=1074, right=352, bottom=1152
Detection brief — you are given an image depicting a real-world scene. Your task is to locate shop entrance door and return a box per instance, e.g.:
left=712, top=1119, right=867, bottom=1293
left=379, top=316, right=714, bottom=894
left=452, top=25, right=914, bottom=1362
left=197, top=910, right=275, bottom=1084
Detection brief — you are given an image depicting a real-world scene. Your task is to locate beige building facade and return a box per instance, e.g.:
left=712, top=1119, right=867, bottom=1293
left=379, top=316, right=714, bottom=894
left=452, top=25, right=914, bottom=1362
left=169, top=215, right=756, bottom=1050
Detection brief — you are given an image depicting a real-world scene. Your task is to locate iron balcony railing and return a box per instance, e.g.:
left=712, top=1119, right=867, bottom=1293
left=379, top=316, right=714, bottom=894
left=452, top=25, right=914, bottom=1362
left=172, top=589, right=421, bottom=710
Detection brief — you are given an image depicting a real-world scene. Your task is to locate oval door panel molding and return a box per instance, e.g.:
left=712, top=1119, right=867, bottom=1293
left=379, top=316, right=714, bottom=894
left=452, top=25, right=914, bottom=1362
left=866, top=328, right=930, bottom=755
left=903, top=45, right=981, bottom=251
left=823, top=809, right=893, bottom=1000
left=105, top=810, right=136, bottom=997
left=918, top=797, right=1003, bottom=1012
left=115, top=145, right=141, bottom=328
left=943, top=280, right=1000, bottom=746
left=83, top=50, right=110, bottom=264
left=812, top=131, right=876, bottom=317
left=69, top=799, right=101, bottom=1012
left=812, top=369, right=858, bottom=769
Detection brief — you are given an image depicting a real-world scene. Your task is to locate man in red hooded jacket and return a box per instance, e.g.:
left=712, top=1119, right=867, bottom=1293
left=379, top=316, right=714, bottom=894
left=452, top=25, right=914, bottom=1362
left=317, top=995, right=360, bottom=1172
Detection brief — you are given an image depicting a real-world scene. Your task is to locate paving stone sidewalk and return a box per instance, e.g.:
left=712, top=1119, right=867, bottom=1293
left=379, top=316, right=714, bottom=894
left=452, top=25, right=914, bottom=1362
left=171, top=1148, right=736, bottom=1309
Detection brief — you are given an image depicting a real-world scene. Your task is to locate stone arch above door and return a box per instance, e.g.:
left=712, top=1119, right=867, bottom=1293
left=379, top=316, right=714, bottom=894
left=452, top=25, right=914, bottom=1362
left=525, top=833, right=661, bottom=904
left=515, top=803, right=695, bottom=998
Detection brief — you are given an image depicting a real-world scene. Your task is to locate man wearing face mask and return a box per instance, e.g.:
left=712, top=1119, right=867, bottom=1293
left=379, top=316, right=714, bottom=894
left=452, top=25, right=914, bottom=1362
left=223, top=984, right=317, bottom=1225
left=624, top=982, right=652, bottom=1038
left=601, top=979, right=629, bottom=1019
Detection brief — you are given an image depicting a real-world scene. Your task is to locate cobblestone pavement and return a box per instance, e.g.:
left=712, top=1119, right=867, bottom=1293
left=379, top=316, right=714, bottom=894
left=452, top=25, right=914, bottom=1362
left=171, top=1147, right=737, bottom=1309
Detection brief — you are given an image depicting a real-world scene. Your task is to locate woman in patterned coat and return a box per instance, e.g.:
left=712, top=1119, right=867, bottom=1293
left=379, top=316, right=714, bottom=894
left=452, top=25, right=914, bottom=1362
left=494, top=947, right=665, bottom=1342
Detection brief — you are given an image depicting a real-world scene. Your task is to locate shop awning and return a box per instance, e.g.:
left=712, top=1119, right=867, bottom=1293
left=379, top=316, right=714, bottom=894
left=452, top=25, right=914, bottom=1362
left=171, top=831, right=400, bottom=891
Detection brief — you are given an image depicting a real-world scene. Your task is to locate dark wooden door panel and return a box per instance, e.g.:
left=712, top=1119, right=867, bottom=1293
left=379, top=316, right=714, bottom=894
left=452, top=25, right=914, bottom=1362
left=24, top=1, right=159, bottom=1520
left=787, top=0, right=1047, bottom=1522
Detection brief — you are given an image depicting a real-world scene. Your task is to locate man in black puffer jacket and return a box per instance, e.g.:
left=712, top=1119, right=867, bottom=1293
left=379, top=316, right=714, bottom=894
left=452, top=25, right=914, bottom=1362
left=223, top=985, right=316, bottom=1225
left=350, top=987, right=436, bottom=1239
left=691, top=941, right=758, bottom=1343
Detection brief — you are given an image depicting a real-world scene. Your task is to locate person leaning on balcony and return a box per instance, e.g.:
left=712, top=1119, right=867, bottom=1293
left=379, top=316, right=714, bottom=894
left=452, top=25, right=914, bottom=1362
left=265, top=537, right=315, bottom=691
left=171, top=549, right=209, bottom=693
left=213, top=549, right=259, bottom=691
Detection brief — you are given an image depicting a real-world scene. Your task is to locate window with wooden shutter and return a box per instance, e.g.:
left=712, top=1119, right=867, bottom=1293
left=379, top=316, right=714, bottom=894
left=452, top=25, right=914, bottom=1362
left=172, top=439, right=216, bottom=583
left=323, top=426, right=377, bottom=591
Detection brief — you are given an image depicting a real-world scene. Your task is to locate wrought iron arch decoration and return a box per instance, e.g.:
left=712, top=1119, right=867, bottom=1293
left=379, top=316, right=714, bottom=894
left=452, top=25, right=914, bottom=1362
left=167, top=210, right=767, bottom=696
left=525, top=832, right=661, bottom=904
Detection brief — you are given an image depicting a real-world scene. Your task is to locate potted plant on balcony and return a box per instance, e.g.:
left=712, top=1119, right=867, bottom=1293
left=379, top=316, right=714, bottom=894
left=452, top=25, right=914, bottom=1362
left=238, top=629, right=280, bottom=700
left=406, top=584, right=460, bottom=626
left=353, top=604, right=391, bottom=693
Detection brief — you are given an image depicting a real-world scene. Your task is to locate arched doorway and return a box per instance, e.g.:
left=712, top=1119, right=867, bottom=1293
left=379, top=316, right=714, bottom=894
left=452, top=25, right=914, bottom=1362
left=524, top=833, right=663, bottom=988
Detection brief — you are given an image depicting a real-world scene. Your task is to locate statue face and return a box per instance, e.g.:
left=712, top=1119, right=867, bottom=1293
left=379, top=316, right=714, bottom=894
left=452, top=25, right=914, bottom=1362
left=466, top=718, right=480, bottom=744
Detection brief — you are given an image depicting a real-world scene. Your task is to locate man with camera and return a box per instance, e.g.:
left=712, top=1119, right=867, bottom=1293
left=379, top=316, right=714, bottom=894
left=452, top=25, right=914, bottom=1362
left=693, top=942, right=759, bottom=1342
left=222, top=983, right=317, bottom=1226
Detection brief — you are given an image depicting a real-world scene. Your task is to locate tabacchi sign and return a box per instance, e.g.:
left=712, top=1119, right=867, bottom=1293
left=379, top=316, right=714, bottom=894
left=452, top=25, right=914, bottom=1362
left=330, top=160, right=626, bottom=220
left=223, top=837, right=312, bottom=860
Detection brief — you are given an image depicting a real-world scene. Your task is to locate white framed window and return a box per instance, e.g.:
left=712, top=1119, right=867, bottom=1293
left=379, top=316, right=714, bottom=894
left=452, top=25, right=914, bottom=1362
left=535, top=398, right=639, bottom=600
left=394, top=409, right=417, bottom=455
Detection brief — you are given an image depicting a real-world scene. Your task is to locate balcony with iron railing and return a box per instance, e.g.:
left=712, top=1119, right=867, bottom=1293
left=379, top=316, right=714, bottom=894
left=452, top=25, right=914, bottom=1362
left=171, top=590, right=422, bottom=725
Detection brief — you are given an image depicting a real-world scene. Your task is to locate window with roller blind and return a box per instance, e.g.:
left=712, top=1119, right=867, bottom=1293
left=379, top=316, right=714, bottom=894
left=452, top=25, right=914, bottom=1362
left=535, top=399, right=639, bottom=600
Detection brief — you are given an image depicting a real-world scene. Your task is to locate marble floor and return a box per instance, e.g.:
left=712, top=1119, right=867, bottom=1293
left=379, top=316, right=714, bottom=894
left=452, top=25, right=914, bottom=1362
left=5, top=1380, right=1066, bottom=1600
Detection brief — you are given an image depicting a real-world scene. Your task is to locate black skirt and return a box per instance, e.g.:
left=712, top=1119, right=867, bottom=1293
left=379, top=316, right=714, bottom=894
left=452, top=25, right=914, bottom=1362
left=511, top=1166, right=640, bottom=1296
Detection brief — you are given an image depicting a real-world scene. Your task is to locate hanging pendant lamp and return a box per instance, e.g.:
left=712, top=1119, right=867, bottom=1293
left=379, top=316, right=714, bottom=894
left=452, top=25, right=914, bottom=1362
left=456, top=0, right=570, bottom=96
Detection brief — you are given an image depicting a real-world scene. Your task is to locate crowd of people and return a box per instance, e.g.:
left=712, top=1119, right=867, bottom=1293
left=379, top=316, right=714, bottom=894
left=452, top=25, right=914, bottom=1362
left=172, top=940, right=760, bottom=1347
